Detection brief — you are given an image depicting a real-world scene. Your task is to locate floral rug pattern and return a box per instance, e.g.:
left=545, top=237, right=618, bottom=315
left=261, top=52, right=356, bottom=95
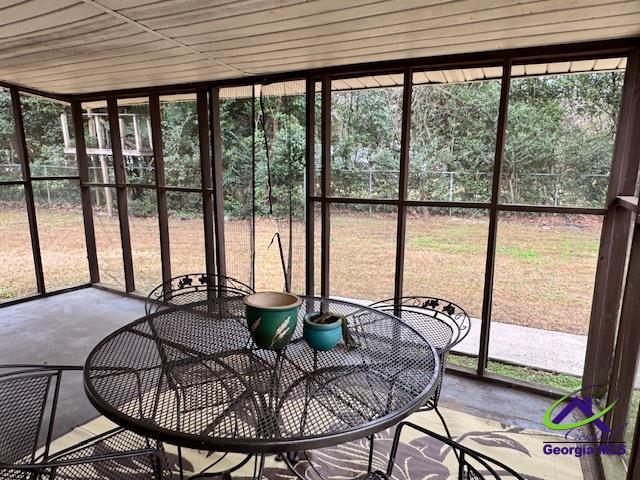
left=51, top=408, right=583, bottom=479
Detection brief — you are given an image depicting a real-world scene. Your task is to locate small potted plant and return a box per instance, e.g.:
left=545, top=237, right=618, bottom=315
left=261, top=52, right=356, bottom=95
left=303, top=312, right=344, bottom=351
left=244, top=292, right=302, bottom=350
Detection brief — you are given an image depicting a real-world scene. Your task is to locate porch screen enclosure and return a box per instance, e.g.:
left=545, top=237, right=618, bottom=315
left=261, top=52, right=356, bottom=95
left=2, top=41, right=640, bottom=467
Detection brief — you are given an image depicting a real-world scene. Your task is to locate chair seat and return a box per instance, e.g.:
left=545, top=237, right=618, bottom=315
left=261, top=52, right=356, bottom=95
left=47, top=428, right=168, bottom=479
left=49, top=428, right=155, bottom=459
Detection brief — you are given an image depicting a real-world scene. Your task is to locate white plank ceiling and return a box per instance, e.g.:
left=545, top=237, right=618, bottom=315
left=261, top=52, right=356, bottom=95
left=0, top=0, right=637, bottom=95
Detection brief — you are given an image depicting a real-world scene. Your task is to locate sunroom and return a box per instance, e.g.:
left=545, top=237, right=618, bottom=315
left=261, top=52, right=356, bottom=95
left=1, top=1, right=639, bottom=479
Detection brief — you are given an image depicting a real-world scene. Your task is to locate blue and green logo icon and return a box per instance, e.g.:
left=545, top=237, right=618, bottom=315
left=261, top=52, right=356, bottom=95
left=543, top=385, right=616, bottom=433
left=542, top=385, right=625, bottom=457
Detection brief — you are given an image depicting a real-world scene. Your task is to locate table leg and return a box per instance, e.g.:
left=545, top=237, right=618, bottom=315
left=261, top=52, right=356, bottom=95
left=282, top=453, right=307, bottom=480
left=367, top=435, right=375, bottom=472
left=252, top=454, right=266, bottom=480
left=177, top=446, right=184, bottom=479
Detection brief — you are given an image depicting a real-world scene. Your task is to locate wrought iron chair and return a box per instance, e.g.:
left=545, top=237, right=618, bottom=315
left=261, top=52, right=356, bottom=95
left=369, top=296, right=471, bottom=440
left=145, top=273, right=255, bottom=315
left=293, top=297, right=471, bottom=480
left=145, top=274, right=255, bottom=479
left=0, top=364, right=169, bottom=479
left=358, top=421, right=525, bottom=479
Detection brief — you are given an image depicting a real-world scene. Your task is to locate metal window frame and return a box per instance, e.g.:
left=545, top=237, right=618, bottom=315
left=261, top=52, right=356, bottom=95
left=304, top=47, right=630, bottom=393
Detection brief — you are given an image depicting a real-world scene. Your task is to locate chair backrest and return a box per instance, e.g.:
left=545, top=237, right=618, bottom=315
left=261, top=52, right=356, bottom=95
left=389, top=423, right=525, bottom=480
left=145, top=273, right=255, bottom=315
left=369, top=296, right=471, bottom=353
left=0, top=368, right=58, bottom=466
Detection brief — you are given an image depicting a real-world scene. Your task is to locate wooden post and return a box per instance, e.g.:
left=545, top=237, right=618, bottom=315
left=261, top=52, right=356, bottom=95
left=60, top=112, right=70, bottom=148
left=132, top=114, right=141, bottom=151
left=146, top=117, right=152, bottom=149
left=209, top=87, right=227, bottom=279
left=149, top=94, right=171, bottom=289
left=94, top=112, right=113, bottom=216
left=320, top=76, right=331, bottom=297
left=118, top=117, right=125, bottom=151
left=107, top=97, right=135, bottom=292
left=71, top=100, right=99, bottom=283
left=584, top=48, right=640, bottom=394
left=11, top=87, right=45, bottom=294
left=394, top=69, right=412, bottom=306
left=478, top=60, right=511, bottom=375
left=251, top=84, right=257, bottom=289
left=606, top=221, right=640, bottom=444
left=305, top=78, right=315, bottom=295
left=197, top=88, right=216, bottom=277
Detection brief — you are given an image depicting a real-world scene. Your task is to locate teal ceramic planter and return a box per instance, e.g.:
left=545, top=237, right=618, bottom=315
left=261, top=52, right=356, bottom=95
left=244, top=292, right=301, bottom=350
left=303, top=312, right=343, bottom=351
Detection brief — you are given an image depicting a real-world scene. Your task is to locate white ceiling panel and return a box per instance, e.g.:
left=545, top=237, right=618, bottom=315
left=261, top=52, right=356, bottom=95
left=0, top=0, right=635, bottom=94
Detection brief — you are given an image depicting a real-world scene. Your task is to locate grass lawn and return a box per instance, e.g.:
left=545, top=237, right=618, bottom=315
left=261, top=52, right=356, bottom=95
left=1, top=208, right=600, bottom=337
left=448, top=353, right=583, bottom=391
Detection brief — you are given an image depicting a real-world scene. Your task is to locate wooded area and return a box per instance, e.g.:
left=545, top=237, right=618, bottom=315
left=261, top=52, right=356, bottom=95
left=0, top=69, right=623, bottom=212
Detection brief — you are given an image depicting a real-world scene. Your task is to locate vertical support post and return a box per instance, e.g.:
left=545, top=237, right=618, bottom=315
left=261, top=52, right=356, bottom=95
left=71, top=100, right=99, bottom=283
left=149, top=94, right=171, bottom=288
left=305, top=77, right=315, bottom=296
left=478, top=60, right=511, bottom=375
left=209, top=87, right=227, bottom=278
left=11, top=87, right=45, bottom=294
left=196, top=88, right=216, bottom=277
left=107, top=97, right=135, bottom=292
left=251, top=84, right=257, bottom=289
left=606, top=219, right=640, bottom=443
left=320, top=76, right=331, bottom=297
left=584, top=48, right=640, bottom=393
left=394, top=68, right=412, bottom=307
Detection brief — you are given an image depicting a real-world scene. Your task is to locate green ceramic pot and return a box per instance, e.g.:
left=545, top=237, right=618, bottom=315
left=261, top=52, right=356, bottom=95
left=244, top=292, right=302, bottom=350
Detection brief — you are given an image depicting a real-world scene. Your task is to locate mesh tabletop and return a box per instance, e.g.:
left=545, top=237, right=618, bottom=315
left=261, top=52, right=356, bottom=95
left=84, top=296, right=439, bottom=454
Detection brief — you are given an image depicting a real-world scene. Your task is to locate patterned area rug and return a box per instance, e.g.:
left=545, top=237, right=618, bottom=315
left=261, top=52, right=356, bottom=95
left=49, top=408, right=583, bottom=479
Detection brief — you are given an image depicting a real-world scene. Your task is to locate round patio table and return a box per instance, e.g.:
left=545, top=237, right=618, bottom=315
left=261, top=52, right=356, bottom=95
left=83, top=296, right=440, bottom=458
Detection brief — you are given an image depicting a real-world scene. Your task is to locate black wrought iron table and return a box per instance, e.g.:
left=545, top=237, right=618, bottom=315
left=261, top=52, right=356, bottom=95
left=83, top=296, right=440, bottom=476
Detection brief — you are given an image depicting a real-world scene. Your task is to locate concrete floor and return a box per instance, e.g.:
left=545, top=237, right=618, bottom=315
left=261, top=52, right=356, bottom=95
left=0, top=287, right=602, bottom=479
left=0, top=287, right=145, bottom=440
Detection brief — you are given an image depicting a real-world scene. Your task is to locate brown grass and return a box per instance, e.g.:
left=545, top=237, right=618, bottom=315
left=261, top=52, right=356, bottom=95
left=0, top=208, right=600, bottom=335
